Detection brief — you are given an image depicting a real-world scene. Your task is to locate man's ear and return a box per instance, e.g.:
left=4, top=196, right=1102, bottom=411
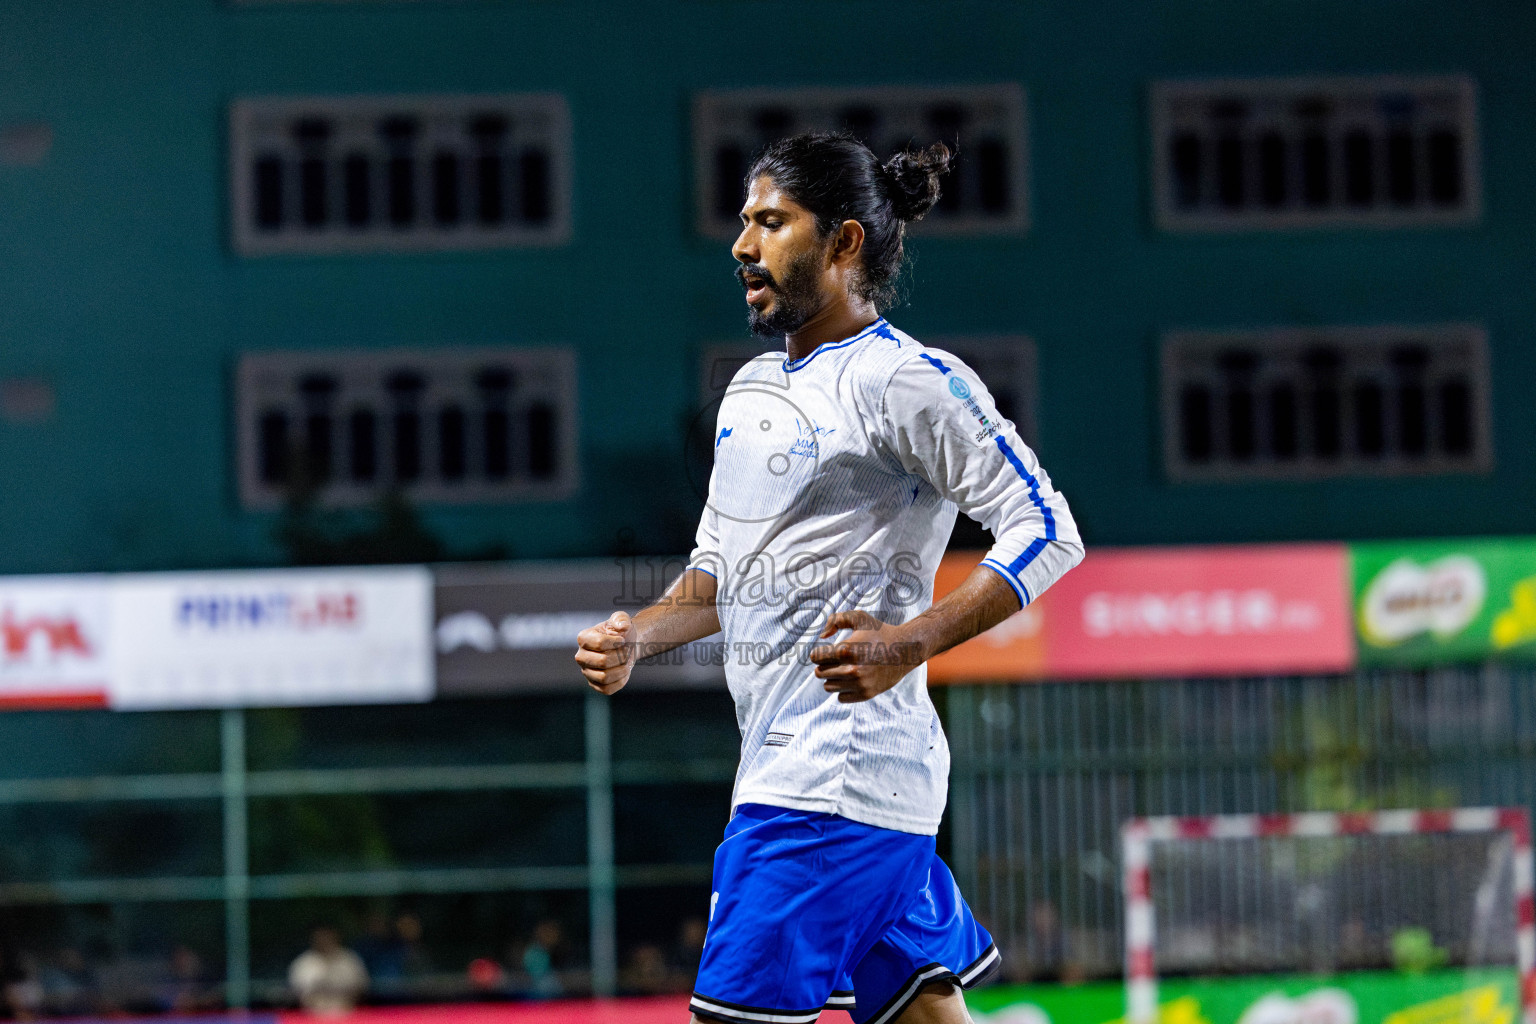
left=829, top=219, right=865, bottom=266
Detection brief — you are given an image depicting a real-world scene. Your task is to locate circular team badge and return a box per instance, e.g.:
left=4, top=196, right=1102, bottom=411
left=948, top=376, right=972, bottom=399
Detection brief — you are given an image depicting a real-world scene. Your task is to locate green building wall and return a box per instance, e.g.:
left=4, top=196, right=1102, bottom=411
left=0, top=0, right=1530, bottom=575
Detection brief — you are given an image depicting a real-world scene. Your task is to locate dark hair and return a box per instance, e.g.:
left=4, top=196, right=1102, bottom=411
left=747, top=132, right=953, bottom=310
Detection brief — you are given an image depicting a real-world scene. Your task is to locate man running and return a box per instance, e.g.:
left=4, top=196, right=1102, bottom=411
left=576, top=132, right=1083, bottom=1024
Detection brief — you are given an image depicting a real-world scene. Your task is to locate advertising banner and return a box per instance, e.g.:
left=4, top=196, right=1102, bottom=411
left=1352, top=537, right=1536, bottom=667
left=965, top=969, right=1516, bottom=1024
left=929, top=545, right=1354, bottom=682
left=927, top=556, right=1048, bottom=682
left=108, top=567, right=434, bottom=710
left=434, top=560, right=725, bottom=696
left=0, top=575, right=112, bottom=707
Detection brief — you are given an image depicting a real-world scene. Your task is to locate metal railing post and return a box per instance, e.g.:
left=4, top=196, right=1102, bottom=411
left=221, top=709, right=251, bottom=1010
left=585, top=692, right=617, bottom=997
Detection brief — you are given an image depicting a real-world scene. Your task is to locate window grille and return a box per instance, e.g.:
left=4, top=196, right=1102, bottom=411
left=1151, top=76, right=1479, bottom=230
left=1161, top=325, right=1491, bottom=481
left=237, top=348, right=577, bottom=508
left=230, top=94, right=570, bottom=254
left=693, top=84, right=1028, bottom=239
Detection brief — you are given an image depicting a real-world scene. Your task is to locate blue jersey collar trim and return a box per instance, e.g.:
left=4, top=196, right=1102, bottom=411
left=781, top=318, right=889, bottom=373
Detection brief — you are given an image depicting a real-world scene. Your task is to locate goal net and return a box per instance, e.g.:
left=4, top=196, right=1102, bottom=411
left=1121, top=809, right=1536, bottom=1024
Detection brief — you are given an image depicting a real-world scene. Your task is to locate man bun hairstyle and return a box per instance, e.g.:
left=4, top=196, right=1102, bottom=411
left=747, top=132, right=953, bottom=310
left=880, top=142, right=952, bottom=222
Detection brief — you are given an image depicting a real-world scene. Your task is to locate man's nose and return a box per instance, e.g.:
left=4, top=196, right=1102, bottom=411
left=732, top=228, right=758, bottom=265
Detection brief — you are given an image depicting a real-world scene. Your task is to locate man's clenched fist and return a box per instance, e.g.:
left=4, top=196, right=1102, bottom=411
left=575, top=611, right=635, bottom=695
left=809, top=609, right=925, bottom=704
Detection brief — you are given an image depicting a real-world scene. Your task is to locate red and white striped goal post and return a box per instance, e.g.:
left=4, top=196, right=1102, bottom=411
left=1121, top=808, right=1536, bottom=1024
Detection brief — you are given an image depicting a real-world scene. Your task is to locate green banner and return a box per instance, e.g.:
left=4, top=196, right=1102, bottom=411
left=1350, top=537, right=1536, bottom=666
left=966, top=969, right=1518, bottom=1024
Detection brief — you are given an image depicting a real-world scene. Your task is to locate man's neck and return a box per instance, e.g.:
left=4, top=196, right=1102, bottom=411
left=783, top=298, right=881, bottom=364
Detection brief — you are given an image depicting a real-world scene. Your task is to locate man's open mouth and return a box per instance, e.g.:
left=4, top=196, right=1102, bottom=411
left=737, top=266, right=773, bottom=306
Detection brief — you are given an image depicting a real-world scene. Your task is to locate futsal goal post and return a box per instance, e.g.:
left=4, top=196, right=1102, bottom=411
left=1121, top=808, right=1536, bottom=1024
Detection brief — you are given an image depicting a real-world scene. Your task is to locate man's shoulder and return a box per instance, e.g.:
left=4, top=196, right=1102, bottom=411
left=845, top=321, right=949, bottom=405
left=726, top=350, right=786, bottom=386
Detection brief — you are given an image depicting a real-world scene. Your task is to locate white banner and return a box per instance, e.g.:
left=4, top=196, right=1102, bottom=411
left=108, top=566, right=434, bottom=710
left=0, top=575, right=112, bottom=707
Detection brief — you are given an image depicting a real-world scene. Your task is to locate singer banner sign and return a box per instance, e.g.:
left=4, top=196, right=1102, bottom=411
left=928, top=544, right=1355, bottom=682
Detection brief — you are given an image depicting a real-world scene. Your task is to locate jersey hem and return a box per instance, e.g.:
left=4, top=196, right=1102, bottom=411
left=730, top=790, right=941, bottom=836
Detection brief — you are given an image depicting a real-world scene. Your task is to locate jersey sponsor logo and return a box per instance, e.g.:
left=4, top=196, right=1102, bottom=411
left=764, top=731, right=793, bottom=747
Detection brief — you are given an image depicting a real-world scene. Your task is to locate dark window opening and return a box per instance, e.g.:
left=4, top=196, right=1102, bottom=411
left=433, top=151, right=461, bottom=226
left=344, top=154, right=371, bottom=227
left=1386, top=130, right=1416, bottom=206
left=1439, top=379, right=1473, bottom=456
left=521, top=149, right=551, bottom=224
left=1258, top=133, right=1286, bottom=208
left=714, top=145, right=746, bottom=220
left=1343, top=131, right=1375, bottom=206
left=349, top=410, right=377, bottom=483
left=254, top=156, right=284, bottom=230
left=977, top=139, right=1010, bottom=214
left=1179, top=386, right=1214, bottom=463
left=1426, top=130, right=1463, bottom=205
left=439, top=406, right=467, bottom=482
left=1268, top=383, right=1299, bottom=460
left=1170, top=133, right=1201, bottom=209
left=527, top=403, right=556, bottom=480
left=1215, top=136, right=1245, bottom=209
left=1300, top=133, right=1330, bottom=207
left=299, top=158, right=327, bottom=228
left=259, top=411, right=290, bottom=485
left=1353, top=382, right=1385, bottom=458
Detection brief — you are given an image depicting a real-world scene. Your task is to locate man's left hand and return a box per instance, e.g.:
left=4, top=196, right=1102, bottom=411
left=809, top=610, right=925, bottom=703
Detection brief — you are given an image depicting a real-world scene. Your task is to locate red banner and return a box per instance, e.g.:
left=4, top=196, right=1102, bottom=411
left=930, top=544, right=1354, bottom=682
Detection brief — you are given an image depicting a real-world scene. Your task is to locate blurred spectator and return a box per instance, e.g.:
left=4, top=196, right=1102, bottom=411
left=158, top=945, right=217, bottom=1013
left=1028, top=900, right=1065, bottom=981
left=355, top=913, right=404, bottom=986
left=38, top=947, right=94, bottom=1016
left=466, top=956, right=506, bottom=998
left=619, top=944, right=670, bottom=995
left=520, top=919, right=564, bottom=999
left=393, top=913, right=431, bottom=979
left=289, top=926, right=368, bottom=1016
left=4, top=951, right=42, bottom=1022
left=671, top=917, right=707, bottom=985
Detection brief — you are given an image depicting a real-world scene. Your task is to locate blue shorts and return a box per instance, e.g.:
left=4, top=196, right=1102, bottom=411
left=690, top=804, right=999, bottom=1024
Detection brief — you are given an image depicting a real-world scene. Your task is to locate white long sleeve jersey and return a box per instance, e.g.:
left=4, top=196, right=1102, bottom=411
left=687, top=318, right=1083, bottom=835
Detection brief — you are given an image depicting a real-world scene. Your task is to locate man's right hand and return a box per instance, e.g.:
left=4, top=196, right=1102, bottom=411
left=575, top=611, right=636, bottom=695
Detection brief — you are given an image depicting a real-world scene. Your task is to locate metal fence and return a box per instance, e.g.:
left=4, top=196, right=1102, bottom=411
left=946, top=664, right=1536, bottom=981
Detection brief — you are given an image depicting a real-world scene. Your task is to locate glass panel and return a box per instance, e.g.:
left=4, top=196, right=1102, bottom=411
left=247, top=696, right=584, bottom=770
left=614, top=783, right=730, bottom=867
left=0, top=710, right=219, bottom=780
left=248, top=790, right=586, bottom=874
left=0, top=801, right=222, bottom=881
left=610, top=691, right=739, bottom=763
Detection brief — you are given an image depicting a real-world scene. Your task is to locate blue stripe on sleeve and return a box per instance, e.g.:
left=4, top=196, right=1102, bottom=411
left=980, top=558, right=1031, bottom=608
left=686, top=565, right=718, bottom=579
left=994, top=435, right=1056, bottom=575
